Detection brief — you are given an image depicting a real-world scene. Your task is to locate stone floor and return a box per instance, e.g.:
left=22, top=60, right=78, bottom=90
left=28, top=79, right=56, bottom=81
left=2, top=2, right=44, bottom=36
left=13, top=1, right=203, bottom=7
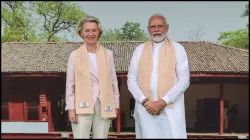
left=2, top=132, right=249, bottom=139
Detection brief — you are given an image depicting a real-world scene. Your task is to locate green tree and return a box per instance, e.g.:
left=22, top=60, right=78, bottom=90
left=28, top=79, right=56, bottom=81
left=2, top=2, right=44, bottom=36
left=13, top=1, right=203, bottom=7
left=99, top=28, right=122, bottom=42
left=1, top=1, right=37, bottom=42
left=1, top=1, right=86, bottom=42
left=217, top=4, right=249, bottom=50
left=120, top=21, right=148, bottom=41
left=217, top=29, right=248, bottom=49
left=100, top=21, right=148, bottom=42
left=33, top=1, right=86, bottom=42
left=241, top=3, right=249, bottom=29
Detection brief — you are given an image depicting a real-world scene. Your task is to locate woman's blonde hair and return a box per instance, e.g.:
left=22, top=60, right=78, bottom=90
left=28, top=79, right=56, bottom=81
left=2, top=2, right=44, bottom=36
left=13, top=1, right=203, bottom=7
left=77, top=15, right=103, bottom=39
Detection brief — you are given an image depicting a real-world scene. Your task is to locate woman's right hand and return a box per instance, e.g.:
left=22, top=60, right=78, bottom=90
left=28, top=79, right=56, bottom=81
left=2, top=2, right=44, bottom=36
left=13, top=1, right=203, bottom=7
left=68, top=109, right=78, bottom=124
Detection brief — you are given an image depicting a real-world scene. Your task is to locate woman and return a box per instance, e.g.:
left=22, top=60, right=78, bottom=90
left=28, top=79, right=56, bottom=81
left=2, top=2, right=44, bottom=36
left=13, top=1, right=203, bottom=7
left=65, top=15, right=120, bottom=139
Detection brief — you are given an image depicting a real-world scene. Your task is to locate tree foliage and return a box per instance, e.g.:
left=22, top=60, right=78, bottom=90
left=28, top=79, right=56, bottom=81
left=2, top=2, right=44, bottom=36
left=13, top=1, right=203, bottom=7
left=100, top=21, right=148, bottom=42
left=1, top=1, right=86, bottom=42
left=241, top=3, right=249, bottom=17
left=1, top=1, right=37, bottom=42
left=33, top=2, right=86, bottom=42
left=100, top=28, right=122, bottom=42
left=218, top=29, right=248, bottom=49
left=241, top=3, right=249, bottom=29
left=120, top=21, right=148, bottom=41
left=217, top=4, right=249, bottom=50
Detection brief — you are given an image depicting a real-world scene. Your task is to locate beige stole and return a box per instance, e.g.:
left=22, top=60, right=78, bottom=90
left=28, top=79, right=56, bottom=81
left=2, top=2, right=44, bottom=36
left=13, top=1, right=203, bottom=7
left=74, top=43, right=116, bottom=119
left=138, top=38, right=176, bottom=108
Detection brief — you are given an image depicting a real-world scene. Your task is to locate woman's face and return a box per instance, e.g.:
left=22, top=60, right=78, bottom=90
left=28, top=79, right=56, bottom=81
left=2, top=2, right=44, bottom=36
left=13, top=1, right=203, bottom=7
left=81, top=22, right=100, bottom=45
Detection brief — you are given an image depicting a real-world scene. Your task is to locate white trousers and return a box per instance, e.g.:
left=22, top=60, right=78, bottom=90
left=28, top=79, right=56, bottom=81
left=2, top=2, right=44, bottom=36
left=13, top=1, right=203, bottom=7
left=71, top=99, right=112, bottom=139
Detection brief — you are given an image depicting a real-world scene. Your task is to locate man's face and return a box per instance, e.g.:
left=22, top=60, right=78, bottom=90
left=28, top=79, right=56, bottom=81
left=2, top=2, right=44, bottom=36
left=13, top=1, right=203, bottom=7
left=148, top=16, right=169, bottom=43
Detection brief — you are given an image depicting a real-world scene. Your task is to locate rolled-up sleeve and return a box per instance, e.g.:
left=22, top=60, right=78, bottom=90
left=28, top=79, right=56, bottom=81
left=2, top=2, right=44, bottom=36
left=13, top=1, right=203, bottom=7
left=65, top=51, right=76, bottom=110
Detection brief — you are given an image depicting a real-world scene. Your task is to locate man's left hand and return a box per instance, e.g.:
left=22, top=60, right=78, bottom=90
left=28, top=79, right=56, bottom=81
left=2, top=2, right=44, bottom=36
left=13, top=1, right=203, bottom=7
left=151, top=99, right=167, bottom=115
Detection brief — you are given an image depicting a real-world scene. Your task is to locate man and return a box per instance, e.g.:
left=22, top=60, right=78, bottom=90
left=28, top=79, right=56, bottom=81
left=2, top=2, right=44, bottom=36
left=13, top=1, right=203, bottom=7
left=127, top=13, right=190, bottom=138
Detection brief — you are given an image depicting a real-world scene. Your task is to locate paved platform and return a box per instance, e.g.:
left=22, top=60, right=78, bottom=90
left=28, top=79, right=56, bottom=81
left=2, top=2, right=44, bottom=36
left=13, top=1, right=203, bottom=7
left=2, top=132, right=249, bottom=139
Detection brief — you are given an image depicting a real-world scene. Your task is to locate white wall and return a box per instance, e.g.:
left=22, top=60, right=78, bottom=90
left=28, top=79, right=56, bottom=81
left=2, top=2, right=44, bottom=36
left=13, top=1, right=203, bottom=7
left=1, top=122, right=48, bottom=133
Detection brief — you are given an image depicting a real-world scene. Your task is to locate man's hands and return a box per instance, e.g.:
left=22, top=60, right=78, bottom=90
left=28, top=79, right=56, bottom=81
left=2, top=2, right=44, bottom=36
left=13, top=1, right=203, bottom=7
left=68, top=109, right=78, bottom=124
left=143, top=99, right=167, bottom=115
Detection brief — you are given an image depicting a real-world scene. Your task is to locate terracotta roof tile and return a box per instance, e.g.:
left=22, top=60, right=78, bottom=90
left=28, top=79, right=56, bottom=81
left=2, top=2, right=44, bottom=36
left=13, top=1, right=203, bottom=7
left=1, top=41, right=248, bottom=74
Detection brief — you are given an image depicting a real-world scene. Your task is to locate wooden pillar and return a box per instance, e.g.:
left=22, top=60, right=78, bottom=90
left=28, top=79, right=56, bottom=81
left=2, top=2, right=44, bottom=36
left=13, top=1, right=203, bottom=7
left=23, top=101, right=27, bottom=121
left=47, top=100, right=54, bottom=132
left=117, top=109, right=121, bottom=134
left=8, top=102, right=12, bottom=121
left=219, top=83, right=224, bottom=135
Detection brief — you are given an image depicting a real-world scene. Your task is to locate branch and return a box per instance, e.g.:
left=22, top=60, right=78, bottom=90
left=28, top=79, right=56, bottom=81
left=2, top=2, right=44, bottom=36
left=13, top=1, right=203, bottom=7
left=47, top=32, right=56, bottom=42
left=36, top=3, right=50, bottom=32
left=5, top=1, right=16, bottom=12
left=51, top=2, right=63, bottom=32
left=53, top=21, right=71, bottom=32
left=54, top=24, right=72, bottom=33
left=42, top=14, right=50, bottom=32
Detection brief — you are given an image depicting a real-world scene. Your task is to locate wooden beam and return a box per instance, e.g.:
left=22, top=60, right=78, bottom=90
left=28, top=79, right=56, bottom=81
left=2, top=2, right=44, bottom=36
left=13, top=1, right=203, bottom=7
left=116, top=73, right=248, bottom=78
left=3, top=74, right=65, bottom=77
left=117, top=74, right=127, bottom=77
left=191, top=74, right=248, bottom=78
left=219, top=83, right=224, bottom=135
left=2, top=73, right=248, bottom=78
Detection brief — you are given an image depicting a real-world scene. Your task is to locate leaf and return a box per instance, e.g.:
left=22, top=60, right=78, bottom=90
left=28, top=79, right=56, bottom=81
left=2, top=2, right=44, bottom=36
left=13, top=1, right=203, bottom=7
left=217, top=29, right=249, bottom=49
left=1, top=1, right=87, bottom=42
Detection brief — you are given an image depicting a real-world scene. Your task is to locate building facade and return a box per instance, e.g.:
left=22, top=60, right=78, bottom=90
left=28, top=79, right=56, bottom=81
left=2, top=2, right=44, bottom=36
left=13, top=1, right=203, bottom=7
left=1, top=41, right=249, bottom=134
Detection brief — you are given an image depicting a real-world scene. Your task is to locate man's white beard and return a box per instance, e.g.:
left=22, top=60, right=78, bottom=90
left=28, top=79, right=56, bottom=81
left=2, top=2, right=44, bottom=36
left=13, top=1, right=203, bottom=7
left=151, top=32, right=166, bottom=43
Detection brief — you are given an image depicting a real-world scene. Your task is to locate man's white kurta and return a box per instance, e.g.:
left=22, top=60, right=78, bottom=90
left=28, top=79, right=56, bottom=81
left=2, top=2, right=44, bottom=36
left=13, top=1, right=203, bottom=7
left=127, top=40, right=190, bottom=138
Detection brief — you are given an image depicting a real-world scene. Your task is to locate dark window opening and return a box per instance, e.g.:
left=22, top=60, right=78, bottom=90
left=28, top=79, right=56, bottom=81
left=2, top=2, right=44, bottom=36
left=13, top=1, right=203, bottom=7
left=1, top=102, right=9, bottom=120
left=27, top=102, right=39, bottom=120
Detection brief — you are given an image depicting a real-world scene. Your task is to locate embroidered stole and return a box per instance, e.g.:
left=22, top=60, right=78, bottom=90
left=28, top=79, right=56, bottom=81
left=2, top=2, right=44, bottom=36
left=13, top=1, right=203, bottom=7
left=138, top=39, right=176, bottom=107
left=75, top=43, right=116, bottom=119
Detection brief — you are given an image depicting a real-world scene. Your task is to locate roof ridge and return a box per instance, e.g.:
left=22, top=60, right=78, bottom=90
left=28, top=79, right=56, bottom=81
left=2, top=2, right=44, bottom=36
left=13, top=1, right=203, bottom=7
left=1, top=42, right=83, bottom=44
left=215, top=44, right=249, bottom=52
left=175, top=41, right=249, bottom=52
left=1, top=41, right=145, bottom=44
left=1, top=41, right=249, bottom=52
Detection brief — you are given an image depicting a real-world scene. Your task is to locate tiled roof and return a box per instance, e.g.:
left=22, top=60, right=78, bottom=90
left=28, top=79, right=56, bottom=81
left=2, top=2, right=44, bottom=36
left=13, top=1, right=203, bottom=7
left=1, top=41, right=249, bottom=74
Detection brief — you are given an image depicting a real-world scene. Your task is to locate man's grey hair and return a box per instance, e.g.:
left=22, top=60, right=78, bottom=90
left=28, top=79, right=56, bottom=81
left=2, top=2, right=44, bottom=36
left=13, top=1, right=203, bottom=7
left=148, top=13, right=168, bottom=26
left=77, top=15, right=103, bottom=39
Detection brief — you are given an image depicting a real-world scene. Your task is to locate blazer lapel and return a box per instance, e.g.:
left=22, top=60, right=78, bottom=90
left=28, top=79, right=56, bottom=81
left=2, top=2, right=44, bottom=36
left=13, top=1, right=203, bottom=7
left=89, top=61, right=99, bottom=80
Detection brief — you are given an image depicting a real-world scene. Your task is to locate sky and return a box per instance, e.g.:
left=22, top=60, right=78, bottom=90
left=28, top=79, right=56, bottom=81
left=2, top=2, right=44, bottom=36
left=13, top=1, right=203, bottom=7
left=65, top=1, right=248, bottom=43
